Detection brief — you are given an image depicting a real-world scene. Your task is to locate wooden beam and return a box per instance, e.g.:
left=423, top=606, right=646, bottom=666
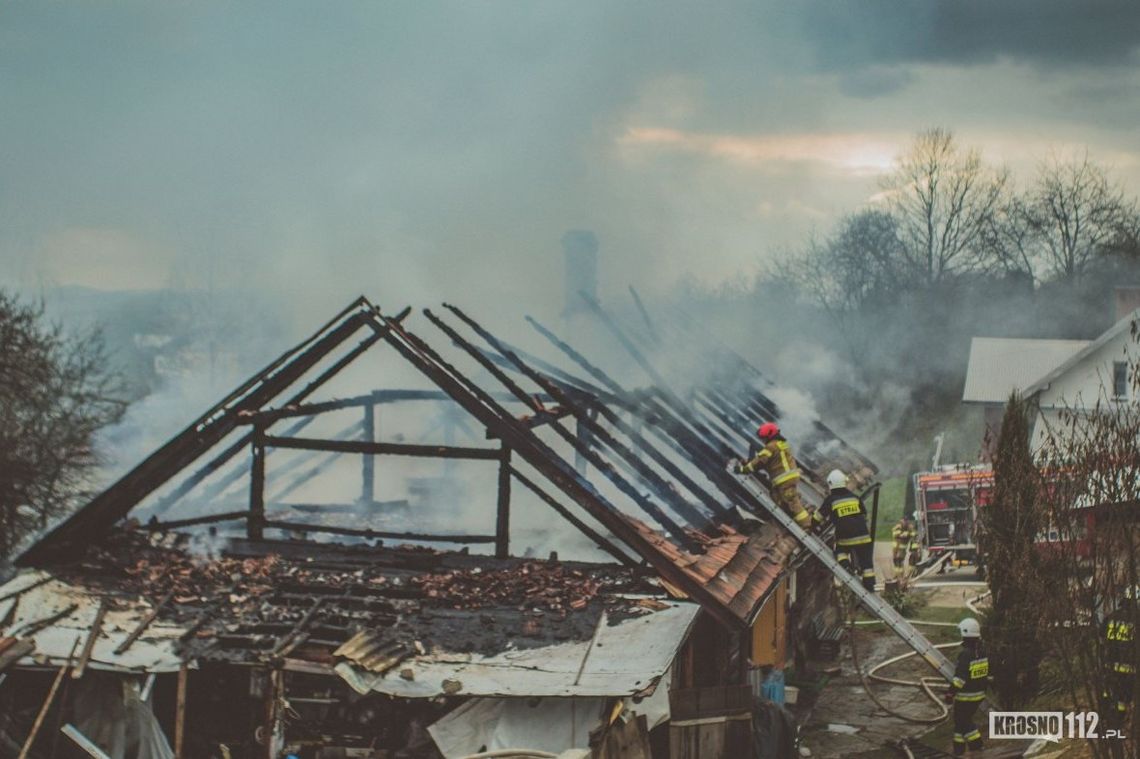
left=362, top=403, right=375, bottom=503
left=72, top=600, right=108, bottom=679
left=114, top=591, right=174, bottom=656
left=17, top=637, right=79, bottom=759
left=261, top=519, right=496, bottom=544
left=263, top=435, right=501, bottom=460
left=140, top=511, right=248, bottom=531
left=371, top=310, right=745, bottom=630
left=485, top=407, right=574, bottom=438
left=174, top=663, right=188, bottom=759
left=495, top=443, right=511, bottom=559
left=248, top=424, right=266, bottom=541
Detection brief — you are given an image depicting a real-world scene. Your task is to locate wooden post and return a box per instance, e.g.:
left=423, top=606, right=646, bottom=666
left=248, top=423, right=266, bottom=541
left=174, top=663, right=188, bottom=759
left=495, top=442, right=511, bottom=559
left=361, top=403, right=376, bottom=503
left=264, top=668, right=284, bottom=759
left=72, top=600, right=108, bottom=679
left=18, top=637, right=80, bottom=759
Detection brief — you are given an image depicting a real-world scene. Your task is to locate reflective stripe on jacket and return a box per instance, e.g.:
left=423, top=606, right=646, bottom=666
left=950, top=645, right=988, bottom=703
left=821, top=488, right=872, bottom=546
left=742, top=437, right=801, bottom=485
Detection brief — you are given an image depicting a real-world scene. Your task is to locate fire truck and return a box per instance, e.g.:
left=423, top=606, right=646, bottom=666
left=912, top=464, right=993, bottom=572
left=913, top=463, right=1097, bottom=572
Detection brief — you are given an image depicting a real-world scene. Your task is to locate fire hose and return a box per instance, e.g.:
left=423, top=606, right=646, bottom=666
left=839, top=586, right=993, bottom=725
left=840, top=592, right=953, bottom=725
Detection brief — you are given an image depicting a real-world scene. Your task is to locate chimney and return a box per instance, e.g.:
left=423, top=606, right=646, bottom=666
left=562, top=230, right=598, bottom=318
left=1113, top=286, right=1140, bottom=322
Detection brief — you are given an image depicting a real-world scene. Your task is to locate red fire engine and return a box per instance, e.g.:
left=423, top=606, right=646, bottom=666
left=913, top=464, right=1097, bottom=572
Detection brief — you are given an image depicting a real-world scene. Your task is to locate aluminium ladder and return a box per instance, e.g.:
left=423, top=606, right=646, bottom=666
left=732, top=465, right=957, bottom=682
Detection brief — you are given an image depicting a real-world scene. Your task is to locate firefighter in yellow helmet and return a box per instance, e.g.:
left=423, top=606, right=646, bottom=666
left=892, top=516, right=917, bottom=569
left=735, top=422, right=815, bottom=531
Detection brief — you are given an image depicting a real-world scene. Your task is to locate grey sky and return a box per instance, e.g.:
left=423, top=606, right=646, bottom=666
left=2, top=1, right=1139, bottom=329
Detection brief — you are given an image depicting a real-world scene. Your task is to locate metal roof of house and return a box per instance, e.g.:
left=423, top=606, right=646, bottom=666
left=1022, top=308, right=1140, bottom=399
left=334, top=600, right=699, bottom=698
left=962, top=337, right=1090, bottom=404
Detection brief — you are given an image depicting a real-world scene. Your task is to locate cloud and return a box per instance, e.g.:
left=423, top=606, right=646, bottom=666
left=838, top=67, right=917, bottom=99
left=0, top=1, right=1137, bottom=329
left=800, top=1, right=1140, bottom=71
left=619, top=128, right=902, bottom=175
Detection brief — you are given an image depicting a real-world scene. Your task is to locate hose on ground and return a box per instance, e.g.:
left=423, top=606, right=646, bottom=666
left=839, top=591, right=952, bottom=724
left=966, top=589, right=991, bottom=615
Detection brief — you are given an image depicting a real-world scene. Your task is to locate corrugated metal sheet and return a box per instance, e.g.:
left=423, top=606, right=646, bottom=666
left=962, top=337, right=1089, bottom=403
left=0, top=572, right=185, bottom=673
left=334, top=600, right=700, bottom=698
left=621, top=517, right=798, bottom=625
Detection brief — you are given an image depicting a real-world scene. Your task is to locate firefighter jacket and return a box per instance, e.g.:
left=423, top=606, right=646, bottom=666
left=949, top=642, right=988, bottom=703
left=740, top=436, right=800, bottom=487
left=821, top=487, right=871, bottom=547
left=1103, top=607, right=1136, bottom=675
left=892, top=521, right=916, bottom=547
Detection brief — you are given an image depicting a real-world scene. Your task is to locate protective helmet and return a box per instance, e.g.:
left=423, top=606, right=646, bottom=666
left=958, top=617, right=981, bottom=639
left=757, top=422, right=780, bottom=440
left=826, top=469, right=848, bottom=490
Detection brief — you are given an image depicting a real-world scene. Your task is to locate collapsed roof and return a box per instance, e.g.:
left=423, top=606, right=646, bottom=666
left=16, top=295, right=876, bottom=630
left=1, top=533, right=697, bottom=698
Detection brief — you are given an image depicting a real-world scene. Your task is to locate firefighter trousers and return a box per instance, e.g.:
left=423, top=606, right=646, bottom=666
left=952, top=701, right=983, bottom=755
left=1103, top=671, right=1134, bottom=728
left=836, top=540, right=876, bottom=591
left=773, top=481, right=812, bottom=529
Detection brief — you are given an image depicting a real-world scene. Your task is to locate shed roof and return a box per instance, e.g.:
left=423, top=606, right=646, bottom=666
left=962, top=337, right=1090, bottom=404
left=334, top=600, right=699, bottom=698
left=0, top=534, right=670, bottom=685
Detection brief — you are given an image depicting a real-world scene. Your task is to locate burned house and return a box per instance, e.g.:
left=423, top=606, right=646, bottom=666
left=1, top=296, right=876, bottom=758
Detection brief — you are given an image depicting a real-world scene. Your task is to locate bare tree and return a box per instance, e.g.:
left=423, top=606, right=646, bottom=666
left=880, top=128, right=1009, bottom=285
left=1022, top=153, right=1138, bottom=282
left=1034, top=331, right=1140, bottom=758
left=793, top=209, right=911, bottom=359
left=980, top=193, right=1040, bottom=281
left=0, top=291, right=127, bottom=561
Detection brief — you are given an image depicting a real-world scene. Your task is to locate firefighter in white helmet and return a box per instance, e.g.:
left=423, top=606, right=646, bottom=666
left=819, top=469, right=876, bottom=592
left=945, top=617, right=988, bottom=755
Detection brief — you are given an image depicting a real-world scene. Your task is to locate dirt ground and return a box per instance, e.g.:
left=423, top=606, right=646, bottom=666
left=791, top=543, right=1106, bottom=758
left=795, top=543, right=1003, bottom=758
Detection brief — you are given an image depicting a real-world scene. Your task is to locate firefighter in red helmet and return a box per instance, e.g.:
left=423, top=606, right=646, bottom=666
left=735, top=422, right=815, bottom=531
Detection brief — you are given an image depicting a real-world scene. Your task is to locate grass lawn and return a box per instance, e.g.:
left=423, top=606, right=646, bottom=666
left=871, top=475, right=907, bottom=541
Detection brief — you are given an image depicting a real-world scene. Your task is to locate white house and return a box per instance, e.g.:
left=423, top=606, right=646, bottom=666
left=963, top=306, right=1140, bottom=453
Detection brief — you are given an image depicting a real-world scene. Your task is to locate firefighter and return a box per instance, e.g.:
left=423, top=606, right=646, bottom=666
left=945, top=617, right=987, bottom=755
left=1102, top=586, right=1136, bottom=729
left=734, top=422, right=815, bottom=531
left=821, top=469, right=876, bottom=592
left=892, top=516, right=917, bottom=569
